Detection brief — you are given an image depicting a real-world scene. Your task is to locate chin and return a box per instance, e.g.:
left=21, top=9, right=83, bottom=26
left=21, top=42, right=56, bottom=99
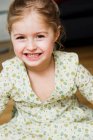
left=24, top=59, right=42, bottom=69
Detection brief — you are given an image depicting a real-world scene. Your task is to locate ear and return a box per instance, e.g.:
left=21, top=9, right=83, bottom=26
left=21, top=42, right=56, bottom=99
left=54, top=26, right=61, bottom=42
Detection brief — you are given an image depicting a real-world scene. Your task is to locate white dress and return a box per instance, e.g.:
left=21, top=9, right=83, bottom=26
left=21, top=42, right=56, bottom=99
left=0, top=51, right=93, bottom=140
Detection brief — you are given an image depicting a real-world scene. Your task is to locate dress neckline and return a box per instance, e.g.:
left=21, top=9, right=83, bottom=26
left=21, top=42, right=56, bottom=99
left=25, top=52, right=58, bottom=103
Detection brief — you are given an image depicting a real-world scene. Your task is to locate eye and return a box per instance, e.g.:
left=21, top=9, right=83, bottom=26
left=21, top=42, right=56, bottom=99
left=16, top=36, right=25, bottom=40
left=37, top=34, right=45, bottom=38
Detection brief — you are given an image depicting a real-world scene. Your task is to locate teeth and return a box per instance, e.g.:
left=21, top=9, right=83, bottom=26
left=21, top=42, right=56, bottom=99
left=25, top=53, right=36, bottom=55
left=26, top=53, right=41, bottom=58
left=29, top=54, right=39, bottom=56
left=24, top=53, right=42, bottom=58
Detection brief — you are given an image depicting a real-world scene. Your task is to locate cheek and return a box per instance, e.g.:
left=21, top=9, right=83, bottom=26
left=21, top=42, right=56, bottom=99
left=39, top=39, right=55, bottom=50
left=13, top=43, right=23, bottom=55
left=46, top=41, right=55, bottom=51
left=44, top=42, right=54, bottom=56
left=11, top=36, right=25, bottom=55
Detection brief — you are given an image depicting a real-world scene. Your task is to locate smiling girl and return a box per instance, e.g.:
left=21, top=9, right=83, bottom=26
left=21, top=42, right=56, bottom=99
left=0, top=0, right=93, bottom=140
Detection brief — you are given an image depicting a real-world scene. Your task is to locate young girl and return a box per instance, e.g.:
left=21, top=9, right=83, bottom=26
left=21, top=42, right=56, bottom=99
left=0, top=0, right=93, bottom=139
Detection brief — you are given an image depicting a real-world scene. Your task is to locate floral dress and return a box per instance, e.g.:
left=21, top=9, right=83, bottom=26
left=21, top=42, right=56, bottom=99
left=0, top=51, right=93, bottom=140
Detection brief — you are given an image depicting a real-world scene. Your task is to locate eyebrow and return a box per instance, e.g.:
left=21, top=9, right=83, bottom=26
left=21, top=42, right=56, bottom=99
left=35, top=32, right=48, bottom=35
left=13, top=31, right=48, bottom=36
left=13, top=34, right=24, bottom=37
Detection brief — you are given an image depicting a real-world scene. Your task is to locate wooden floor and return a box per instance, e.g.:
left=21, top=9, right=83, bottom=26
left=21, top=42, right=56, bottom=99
left=0, top=41, right=93, bottom=124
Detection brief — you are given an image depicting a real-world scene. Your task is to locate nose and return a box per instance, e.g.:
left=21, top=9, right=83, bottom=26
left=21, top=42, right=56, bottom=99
left=27, top=39, right=37, bottom=50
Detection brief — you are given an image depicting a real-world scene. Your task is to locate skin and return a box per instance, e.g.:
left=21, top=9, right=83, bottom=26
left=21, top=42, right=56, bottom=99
left=11, top=11, right=60, bottom=72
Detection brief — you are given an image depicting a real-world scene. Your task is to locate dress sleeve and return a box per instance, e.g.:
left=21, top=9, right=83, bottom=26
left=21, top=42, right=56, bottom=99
left=75, top=64, right=93, bottom=103
left=0, top=69, right=12, bottom=114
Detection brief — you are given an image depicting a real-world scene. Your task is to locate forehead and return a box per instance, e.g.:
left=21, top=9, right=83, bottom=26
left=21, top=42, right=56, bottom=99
left=12, top=11, right=50, bottom=31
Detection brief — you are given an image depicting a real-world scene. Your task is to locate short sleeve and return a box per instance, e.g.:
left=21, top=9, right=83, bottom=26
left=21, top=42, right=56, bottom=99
left=0, top=68, right=12, bottom=114
left=75, top=64, right=93, bottom=103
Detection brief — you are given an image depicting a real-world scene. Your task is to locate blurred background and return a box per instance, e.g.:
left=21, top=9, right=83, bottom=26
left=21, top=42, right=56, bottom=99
left=0, top=0, right=93, bottom=124
left=59, top=0, right=93, bottom=46
left=0, top=0, right=12, bottom=41
left=0, top=0, right=12, bottom=55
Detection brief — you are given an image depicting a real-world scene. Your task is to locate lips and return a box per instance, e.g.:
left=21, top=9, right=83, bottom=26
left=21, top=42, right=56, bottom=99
left=24, top=52, right=43, bottom=61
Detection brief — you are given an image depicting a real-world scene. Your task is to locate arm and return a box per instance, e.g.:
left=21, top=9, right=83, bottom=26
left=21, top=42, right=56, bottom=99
left=0, top=69, right=12, bottom=115
left=75, top=64, right=93, bottom=104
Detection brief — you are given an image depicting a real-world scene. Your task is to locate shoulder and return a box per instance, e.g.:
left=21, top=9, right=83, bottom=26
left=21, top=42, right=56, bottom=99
left=53, top=51, right=79, bottom=74
left=2, top=57, right=23, bottom=71
left=2, top=56, right=23, bottom=68
left=53, top=51, right=79, bottom=64
left=1, top=57, right=26, bottom=84
left=1, top=57, right=25, bottom=77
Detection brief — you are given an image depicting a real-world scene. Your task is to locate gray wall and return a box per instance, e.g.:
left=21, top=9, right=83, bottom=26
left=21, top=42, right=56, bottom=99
left=0, top=0, right=12, bottom=41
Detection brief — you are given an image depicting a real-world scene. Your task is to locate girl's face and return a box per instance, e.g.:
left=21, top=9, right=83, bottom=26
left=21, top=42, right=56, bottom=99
left=11, top=12, right=59, bottom=70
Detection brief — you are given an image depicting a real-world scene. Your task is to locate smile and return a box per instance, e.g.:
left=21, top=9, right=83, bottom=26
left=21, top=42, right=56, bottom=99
left=24, top=53, right=43, bottom=61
